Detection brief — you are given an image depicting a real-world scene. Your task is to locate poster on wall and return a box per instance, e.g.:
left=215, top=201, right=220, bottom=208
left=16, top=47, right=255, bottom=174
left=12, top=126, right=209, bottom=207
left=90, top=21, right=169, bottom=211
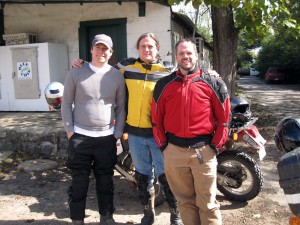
left=17, top=62, right=32, bottom=80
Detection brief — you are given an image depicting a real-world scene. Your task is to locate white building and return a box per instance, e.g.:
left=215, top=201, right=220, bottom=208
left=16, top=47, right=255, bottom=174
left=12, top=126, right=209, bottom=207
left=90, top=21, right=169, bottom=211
left=0, top=0, right=212, bottom=111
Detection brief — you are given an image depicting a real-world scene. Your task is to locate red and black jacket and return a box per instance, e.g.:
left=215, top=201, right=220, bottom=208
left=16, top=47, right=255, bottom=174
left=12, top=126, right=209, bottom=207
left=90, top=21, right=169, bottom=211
left=151, top=67, right=231, bottom=152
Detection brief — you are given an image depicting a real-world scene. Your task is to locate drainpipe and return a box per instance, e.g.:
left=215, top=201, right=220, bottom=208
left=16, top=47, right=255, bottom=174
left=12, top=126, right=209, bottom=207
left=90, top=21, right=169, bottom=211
left=193, top=7, right=201, bottom=67
left=170, top=10, right=175, bottom=64
left=193, top=7, right=199, bottom=39
left=0, top=7, right=4, bottom=46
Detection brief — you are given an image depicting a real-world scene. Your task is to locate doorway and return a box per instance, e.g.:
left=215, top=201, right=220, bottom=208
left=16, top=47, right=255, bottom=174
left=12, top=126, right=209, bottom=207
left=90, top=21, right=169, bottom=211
left=79, top=18, right=127, bottom=65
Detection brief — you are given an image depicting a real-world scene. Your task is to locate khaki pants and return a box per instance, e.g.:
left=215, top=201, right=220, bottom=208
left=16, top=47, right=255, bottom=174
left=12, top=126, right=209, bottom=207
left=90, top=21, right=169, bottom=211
left=164, top=143, right=222, bottom=225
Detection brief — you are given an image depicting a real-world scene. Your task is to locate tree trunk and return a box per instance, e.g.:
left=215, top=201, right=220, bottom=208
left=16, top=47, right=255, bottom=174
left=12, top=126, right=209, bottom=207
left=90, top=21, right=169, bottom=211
left=211, top=6, right=238, bottom=97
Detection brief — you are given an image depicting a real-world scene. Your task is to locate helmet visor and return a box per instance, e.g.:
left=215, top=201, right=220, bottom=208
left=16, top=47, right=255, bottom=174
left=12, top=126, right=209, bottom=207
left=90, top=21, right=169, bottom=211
left=46, top=97, right=62, bottom=110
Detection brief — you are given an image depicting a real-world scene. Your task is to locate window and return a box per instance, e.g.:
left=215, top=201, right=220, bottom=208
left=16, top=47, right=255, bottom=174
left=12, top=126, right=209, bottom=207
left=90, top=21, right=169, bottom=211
left=194, top=37, right=204, bottom=59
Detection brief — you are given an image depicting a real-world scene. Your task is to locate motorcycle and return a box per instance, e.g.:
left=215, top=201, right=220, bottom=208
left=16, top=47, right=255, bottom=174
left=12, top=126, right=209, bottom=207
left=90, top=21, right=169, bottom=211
left=217, top=96, right=266, bottom=202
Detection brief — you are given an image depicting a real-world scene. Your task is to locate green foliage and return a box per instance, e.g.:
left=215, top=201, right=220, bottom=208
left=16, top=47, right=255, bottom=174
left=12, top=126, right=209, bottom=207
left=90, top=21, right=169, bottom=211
left=168, top=0, right=300, bottom=41
left=198, top=26, right=213, bottom=44
left=236, top=32, right=260, bottom=69
left=237, top=45, right=253, bottom=69
left=255, top=32, right=300, bottom=81
left=168, top=0, right=300, bottom=85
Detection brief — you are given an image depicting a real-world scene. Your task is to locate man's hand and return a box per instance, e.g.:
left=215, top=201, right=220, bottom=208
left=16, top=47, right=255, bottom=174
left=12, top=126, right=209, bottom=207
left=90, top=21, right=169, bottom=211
left=71, top=59, right=84, bottom=68
left=206, top=69, right=220, bottom=78
left=67, top=131, right=74, bottom=139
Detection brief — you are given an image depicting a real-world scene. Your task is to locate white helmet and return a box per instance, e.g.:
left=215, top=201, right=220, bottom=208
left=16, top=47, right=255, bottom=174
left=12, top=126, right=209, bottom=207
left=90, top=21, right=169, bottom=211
left=44, top=82, right=64, bottom=111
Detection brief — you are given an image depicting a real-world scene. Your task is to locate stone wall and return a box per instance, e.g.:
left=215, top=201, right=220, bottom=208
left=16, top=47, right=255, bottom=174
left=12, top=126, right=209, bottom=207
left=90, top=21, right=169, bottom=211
left=0, top=112, right=68, bottom=159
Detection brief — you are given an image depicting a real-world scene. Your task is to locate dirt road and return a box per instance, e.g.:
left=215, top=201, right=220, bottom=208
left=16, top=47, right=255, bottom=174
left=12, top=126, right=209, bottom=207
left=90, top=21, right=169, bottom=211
left=0, top=76, right=299, bottom=225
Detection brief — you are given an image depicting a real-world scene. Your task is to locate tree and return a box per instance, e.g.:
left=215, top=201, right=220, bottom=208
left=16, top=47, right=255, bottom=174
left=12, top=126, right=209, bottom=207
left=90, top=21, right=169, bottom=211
left=168, top=0, right=300, bottom=96
left=176, top=4, right=213, bottom=43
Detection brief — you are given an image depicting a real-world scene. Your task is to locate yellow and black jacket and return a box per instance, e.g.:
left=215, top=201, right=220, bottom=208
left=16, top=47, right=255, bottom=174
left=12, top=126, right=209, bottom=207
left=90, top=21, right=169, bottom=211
left=115, top=58, right=169, bottom=137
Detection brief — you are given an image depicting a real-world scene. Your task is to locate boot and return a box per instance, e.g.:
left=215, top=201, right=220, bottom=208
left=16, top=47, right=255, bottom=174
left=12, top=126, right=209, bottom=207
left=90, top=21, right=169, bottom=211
left=72, top=220, right=84, bottom=225
left=134, top=171, right=155, bottom=225
left=169, top=207, right=183, bottom=225
left=100, top=214, right=116, bottom=225
left=158, top=174, right=183, bottom=225
left=141, top=195, right=155, bottom=225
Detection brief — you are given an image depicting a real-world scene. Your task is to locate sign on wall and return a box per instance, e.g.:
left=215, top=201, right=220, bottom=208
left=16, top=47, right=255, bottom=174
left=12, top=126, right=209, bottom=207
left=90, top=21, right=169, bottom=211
left=17, top=62, right=32, bottom=80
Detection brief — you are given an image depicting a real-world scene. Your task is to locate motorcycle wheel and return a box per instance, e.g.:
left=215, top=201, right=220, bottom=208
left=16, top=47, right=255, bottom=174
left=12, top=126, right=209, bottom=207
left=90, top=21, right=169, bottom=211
left=217, top=151, right=263, bottom=202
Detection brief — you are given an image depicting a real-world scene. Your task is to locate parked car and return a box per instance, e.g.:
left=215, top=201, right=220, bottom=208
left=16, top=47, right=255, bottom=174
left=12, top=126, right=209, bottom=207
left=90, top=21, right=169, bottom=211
left=265, top=67, right=285, bottom=83
left=249, top=68, right=260, bottom=76
left=237, top=67, right=260, bottom=76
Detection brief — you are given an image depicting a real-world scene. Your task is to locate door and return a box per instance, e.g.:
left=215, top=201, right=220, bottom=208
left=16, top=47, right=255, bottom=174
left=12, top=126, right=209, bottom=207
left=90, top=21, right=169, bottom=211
left=79, top=18, right=127, bottom=65
left=11, top=47, right=40, bottom=99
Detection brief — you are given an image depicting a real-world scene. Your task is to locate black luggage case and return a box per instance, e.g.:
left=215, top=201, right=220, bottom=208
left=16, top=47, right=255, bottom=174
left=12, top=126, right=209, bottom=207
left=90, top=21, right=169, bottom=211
left=277, top=147, right=300, bottom=217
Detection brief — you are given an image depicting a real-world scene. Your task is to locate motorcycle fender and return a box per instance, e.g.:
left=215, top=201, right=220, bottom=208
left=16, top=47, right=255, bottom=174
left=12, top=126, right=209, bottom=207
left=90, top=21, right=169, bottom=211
left=257, top=146, right=266, bottom=161
left=241, top=133, right=260, bottom=149
left=239, top=127, right=267, bottom=161
left=240, top=126, right=266, bottom=148
left=242, top=145, right=266, bottom=161
left=246, top=125, right=267, bottom=146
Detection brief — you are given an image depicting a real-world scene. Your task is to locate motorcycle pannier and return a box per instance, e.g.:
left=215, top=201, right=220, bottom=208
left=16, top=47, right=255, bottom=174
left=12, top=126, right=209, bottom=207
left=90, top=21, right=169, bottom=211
left=277, top=147, right=300, bottom=217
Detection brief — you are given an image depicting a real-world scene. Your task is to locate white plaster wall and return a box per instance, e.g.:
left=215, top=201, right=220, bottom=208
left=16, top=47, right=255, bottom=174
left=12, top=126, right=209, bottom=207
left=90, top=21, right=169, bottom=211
left=3, top=2, right=172, bottom=66
left=171, top=20, right=185, bottom=45
left=171, top=20, right=212, bottom=70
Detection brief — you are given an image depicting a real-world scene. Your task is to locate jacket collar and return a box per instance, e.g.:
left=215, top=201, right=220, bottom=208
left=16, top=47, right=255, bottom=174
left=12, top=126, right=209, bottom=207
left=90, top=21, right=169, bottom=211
left=138, top=58, right=160, bottom=70
left=176, top=66, right=202, bottom=80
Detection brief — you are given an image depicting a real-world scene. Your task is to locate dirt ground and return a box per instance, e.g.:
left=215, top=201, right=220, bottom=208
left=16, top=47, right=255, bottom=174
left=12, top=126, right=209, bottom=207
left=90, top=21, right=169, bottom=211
left=0, top=76, right=300, bottom=225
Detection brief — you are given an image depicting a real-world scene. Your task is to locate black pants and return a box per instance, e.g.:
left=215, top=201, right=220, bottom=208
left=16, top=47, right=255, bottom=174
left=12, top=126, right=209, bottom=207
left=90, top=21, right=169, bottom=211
left=66, top=133, right=117, bottom=220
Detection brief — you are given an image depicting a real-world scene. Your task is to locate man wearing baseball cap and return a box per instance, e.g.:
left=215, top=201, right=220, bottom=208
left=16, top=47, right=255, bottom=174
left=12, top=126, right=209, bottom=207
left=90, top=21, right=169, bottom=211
left=62, top=34, right=126, bottom=225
